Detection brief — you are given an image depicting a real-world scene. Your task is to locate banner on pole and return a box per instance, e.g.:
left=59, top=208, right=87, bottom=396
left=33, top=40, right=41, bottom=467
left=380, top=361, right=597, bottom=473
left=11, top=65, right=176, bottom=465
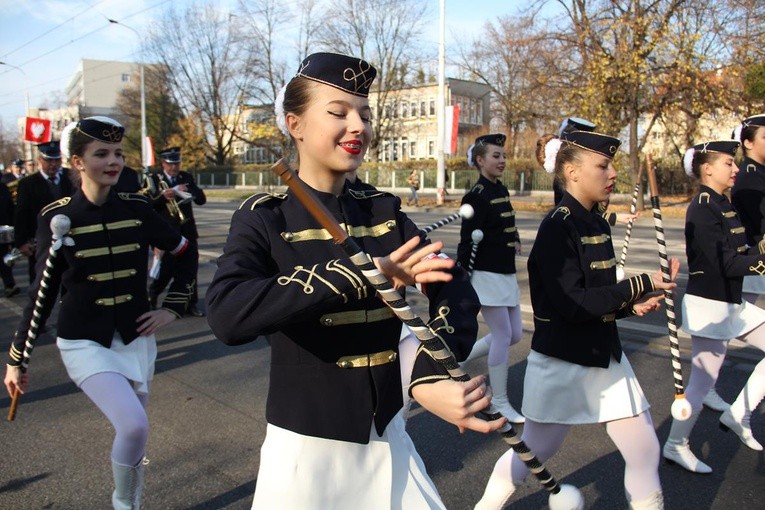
left=444, top=105, right=460, bottom=155
left=143, top=136, right=155, bottom=167
left=23, top=117, right=52, bottom=144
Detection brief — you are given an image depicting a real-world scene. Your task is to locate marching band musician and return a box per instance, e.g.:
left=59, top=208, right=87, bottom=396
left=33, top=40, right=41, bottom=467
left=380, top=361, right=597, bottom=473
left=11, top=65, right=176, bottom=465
left=14, top=141, right=74, bottom=284
left=458, top=133, right=525, bottom=424
left=4, top=116, right=196, bottom=510
left=662, top=140, right=765, bottom=474
left=145, top=147, right=206, bottom=317
left=0, top=177, right=16, bottom=296
left=476, top=131, right=676, bottom=510
left=206, top=52, right=504, bottom=509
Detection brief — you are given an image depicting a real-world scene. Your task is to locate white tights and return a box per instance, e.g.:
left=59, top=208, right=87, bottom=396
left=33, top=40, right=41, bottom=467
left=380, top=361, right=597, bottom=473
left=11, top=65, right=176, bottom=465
left=494, top=412, right=661, bottom=502
left=688, top=322, right=765, bottom=412
left=80, top=372, right=150, bottom=466
left=480, top=306, right=523, bottom=367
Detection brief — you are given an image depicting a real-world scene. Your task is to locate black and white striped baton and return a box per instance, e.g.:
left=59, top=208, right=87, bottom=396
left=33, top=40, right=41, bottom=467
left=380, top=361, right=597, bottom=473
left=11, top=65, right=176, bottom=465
left=615, top=177, right=641, bottom=281
left=420, top=205, right=474, bottom=235
left=7, top=214, right=73, bottom=422
left=646, top=154, right=691, bottom=421
left=468, top=229, right=483, bottom=275
left=271, top=160, right=583, bottom=509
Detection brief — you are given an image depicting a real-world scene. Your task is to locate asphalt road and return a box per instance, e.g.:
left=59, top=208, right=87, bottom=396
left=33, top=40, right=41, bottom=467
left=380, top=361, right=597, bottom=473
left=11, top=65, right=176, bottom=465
left=0, top=199, right=763, bottom=509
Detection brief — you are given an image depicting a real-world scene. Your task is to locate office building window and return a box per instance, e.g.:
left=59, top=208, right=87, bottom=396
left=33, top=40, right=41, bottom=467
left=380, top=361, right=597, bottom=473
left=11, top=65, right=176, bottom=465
left=420, top=101, right=427, bottom=116
left=402, top=102, right=408, bottom=118
left=410, top=141, right=416, bottom=158
left=429, top=100, right=435, bottom=116
left=411, top=102, right=418, bottom=118
left=121, top=74, right=131, bottom=83
left=428, top=140, right=435, bottom=157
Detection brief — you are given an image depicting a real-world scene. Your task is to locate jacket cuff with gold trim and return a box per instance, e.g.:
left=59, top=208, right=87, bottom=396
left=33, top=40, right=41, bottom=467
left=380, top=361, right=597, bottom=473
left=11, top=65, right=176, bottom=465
left=407, top=344, right=453, bottom=397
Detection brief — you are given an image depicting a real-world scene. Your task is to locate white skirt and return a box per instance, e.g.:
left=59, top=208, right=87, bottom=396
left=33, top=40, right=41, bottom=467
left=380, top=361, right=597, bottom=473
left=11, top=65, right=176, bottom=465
left=57, top=334, right=157, bottom=394
left=252, top=413, right=444, bottom=510
left=681, top=294, right=765, bottom=340
left=470, top=271, right=520, bottom=307
left=743, top=275, right=765, bottom=294
left=522, top=350, right=649, bottom=424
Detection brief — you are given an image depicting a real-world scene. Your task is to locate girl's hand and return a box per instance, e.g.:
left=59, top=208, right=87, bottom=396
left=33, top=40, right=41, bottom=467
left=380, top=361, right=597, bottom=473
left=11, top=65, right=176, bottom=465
left=136, top=309, right=177, bottom=336
left=373, top=236, right=454, bottom=290
left=4, top=364, right=27, bottom=397
left=514, top=241, right=522, bottom=255
left=616, top=212, right=639, bottom=225
left=411, top=375, right=506, bottom=434
left=650, top=257, right=680, bottom=290
left=632, top=294, right=665, bottom=316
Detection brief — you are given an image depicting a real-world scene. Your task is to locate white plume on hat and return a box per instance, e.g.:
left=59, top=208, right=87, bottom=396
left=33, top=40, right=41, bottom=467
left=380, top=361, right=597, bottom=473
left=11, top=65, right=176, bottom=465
left=274, top=83, right=289, bottom=137
left=59, top=121, right=79, bottom=162
left=544, top=138, right=563, bottom=173
left=733, top=124, right=743, bottom=142
left=466, top=144, right=476, bottom=168
left=683, top=148, right=695, bottom=176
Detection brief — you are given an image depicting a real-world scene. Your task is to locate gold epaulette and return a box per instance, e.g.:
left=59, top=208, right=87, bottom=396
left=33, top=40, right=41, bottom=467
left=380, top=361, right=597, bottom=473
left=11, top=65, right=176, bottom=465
left=118, top=192, right=149, bottom=203
left=348, top=187, right=392, bottom=199
left=698, top=192, right=710, bottom=204
left=40, top=197, right=71, bottom=216
left=240, top=192, right=287, bottom=210
left=550, top=206, right=571, bottom=220
left=470, top=184, right=485, bottom=194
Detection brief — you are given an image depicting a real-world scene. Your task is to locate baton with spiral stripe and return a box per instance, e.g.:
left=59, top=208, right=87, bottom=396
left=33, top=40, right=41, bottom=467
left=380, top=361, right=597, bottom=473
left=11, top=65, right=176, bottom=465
left=8, top=214, right=73, bottom=421
left=468, top=229, right=484, bottom=275
left=615, top=164, right=643, bottom=281
left=271, top=160, right=583, bottom=509
left=645, top=154, right=691, bottom=421
left=420, top=205, right=474, bottom=235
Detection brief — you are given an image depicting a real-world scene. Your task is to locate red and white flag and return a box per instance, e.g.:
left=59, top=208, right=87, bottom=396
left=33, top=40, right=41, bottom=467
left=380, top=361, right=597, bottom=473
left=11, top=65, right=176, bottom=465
left=143, top=136, right=155, bottom=167
left=24, top=117, right=52, bottom=144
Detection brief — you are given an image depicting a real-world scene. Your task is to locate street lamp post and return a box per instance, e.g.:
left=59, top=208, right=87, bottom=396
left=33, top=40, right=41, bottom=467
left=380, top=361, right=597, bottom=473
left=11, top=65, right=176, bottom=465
left=108, top=19, right=148, bottom=171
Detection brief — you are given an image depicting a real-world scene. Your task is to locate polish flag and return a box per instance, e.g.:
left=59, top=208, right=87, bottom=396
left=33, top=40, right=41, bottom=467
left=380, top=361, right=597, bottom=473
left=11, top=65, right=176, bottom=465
left=24, top=117, right=52, bottom=143
left=143, top=136, right=155, bottom=167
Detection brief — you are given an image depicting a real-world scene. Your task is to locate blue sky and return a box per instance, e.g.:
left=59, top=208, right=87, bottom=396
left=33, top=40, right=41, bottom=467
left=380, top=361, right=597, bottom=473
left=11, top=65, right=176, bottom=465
left=0, top=0, right=555, bottom=130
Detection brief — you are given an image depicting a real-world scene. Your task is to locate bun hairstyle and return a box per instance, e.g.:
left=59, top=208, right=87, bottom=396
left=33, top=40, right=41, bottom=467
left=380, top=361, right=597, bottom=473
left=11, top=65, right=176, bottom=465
left=684, top=140, right=741, bottom=178
left=274, top=52, right=378, bottom=139
left=734, top=114, right=765, bottom=156
left=60, top=116, right=124, bottom=162
left=536, top=130, right=621, bottom=187
left=467, top=133, right=507, bottom=170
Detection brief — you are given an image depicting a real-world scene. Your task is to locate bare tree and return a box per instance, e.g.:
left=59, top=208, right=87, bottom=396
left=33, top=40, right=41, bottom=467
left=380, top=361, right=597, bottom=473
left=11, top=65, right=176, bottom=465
left=144, top=2, right=263, bottom=165
left=456, top=14, right=566, bottom=158
left=115, top=64, right=183, bottom=167
left=317, top=0, right=430, bottom=161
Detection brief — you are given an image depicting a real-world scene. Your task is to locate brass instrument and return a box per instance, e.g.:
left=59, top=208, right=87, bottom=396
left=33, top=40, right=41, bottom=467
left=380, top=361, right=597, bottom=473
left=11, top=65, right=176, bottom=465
left=7, top=179, right=19, bottom=204
left=158, top=179, right=188, bottom=225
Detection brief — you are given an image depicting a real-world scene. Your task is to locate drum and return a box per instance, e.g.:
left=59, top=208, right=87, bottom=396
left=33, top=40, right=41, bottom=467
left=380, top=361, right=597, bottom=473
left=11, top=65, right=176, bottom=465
left=0, top=225, right=14, bottom=244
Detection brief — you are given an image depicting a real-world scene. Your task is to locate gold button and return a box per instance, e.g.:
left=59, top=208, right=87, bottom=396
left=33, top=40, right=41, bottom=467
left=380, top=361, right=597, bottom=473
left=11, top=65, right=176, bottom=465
left=322, top=318, right=333, bottom=326
left=283, top=232, right=294, bottom=241
left=87, top=276, right=95, bottom=281
left=338, top=361, right=351, bottom=369
left=388, top=352, right=397, bottom=362
left=130, top=270, right=137, bottom=275
left=126, top=295, right=132, bottom=301
left=386, top=221, right=396, bottom=230
left=96, top=299, right=103, bottom=305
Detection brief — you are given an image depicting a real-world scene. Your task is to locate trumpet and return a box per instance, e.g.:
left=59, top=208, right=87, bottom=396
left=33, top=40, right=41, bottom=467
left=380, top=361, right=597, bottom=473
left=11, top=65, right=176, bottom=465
left=158, top=179, right=188, bottom=225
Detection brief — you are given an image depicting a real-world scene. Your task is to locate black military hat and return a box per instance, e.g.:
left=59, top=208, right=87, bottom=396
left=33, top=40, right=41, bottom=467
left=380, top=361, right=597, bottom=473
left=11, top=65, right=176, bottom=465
left=558, top=117, right=596, bottom=136
left=474, top=133, right=506, bottom=147
left=296, top=52, right=377, bottom=97
left=158, top=147, right=181, bottom=164
left=77, top=116, right=124, bottom=143
left=742, top=114, right=765, bottom=129
left=561, top=130, right=621, bottom=159
left=37, top=140, right=62, bottom=160
left=691, top=140, right=740, bottom=156
left=12, top=159, right=24, bottom=167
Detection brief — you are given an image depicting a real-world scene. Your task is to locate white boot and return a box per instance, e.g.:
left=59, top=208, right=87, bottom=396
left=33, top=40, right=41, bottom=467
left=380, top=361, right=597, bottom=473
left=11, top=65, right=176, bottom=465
left=488, top=363, right=525, bottom=424
left=662, top=411, right=712, bottom=474
left=702, top=387, right=730, bottom=412
left=629, top=490, right=664, bottom=510
left=463, top=335, right=490, bottom=364
left=112, top=458, right=147, bottom=510
left=474, top=467, right=516, bottom=510
left=719, top=370, right=765, bottom=451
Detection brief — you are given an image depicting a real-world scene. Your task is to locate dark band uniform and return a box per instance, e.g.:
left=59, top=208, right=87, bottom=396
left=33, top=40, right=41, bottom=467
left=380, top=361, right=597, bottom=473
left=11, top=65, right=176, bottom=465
left=523, top=131, right=658, bottom=425
left=8, top=190, right=195, bottom=366
left=732, top=156, right=765, bottom=248
left=685, top=184, right=765, bottom=304
left=206, top=184, right=479, bottom=444
left=529, top=193, right=655, bottom=368
left=457, top=175, right=519, bottom=274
